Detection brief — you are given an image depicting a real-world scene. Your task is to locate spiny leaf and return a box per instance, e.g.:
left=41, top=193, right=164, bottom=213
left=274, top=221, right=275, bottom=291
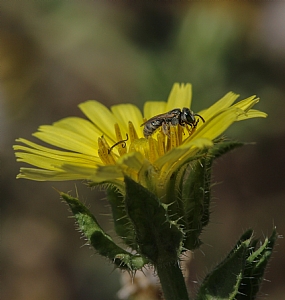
left=61, top=192, right=148, bottom=270
left=196, top=230, right=253, bottom=300
left=210, top=140, right=245, bottom=159
left=237, top=227, right=278, bottom=299
left=107, top=187, right=136, bottom=250
left=124, top=176, right=183, bottom=264
left=179, top=156, right=212, bottom=250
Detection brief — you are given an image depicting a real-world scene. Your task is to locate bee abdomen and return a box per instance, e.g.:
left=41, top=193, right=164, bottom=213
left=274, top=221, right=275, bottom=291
left=143, top=120, right=162, bottom=138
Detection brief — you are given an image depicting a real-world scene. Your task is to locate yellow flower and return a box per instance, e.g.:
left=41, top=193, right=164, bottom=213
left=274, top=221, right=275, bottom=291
left=14, top=83, right=266, bottom=196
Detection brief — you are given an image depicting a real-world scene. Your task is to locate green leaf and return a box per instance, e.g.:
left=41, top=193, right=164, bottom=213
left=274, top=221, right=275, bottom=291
left=237, top=227, right=278, bottom=299
left=61, top=192, right=148, bottom=270
left=124, top=176, right=183, bottom=264
left=107, top=187, right=136, bottom=250
left=196, top=230, right=253, bottom=300
left=179, top=141, right=244, bottom=251
left=210, top=140, right=245, bottom=159
left=196, top=229, right=278, bottom=300
left=179, top=155, right=212, bottom=250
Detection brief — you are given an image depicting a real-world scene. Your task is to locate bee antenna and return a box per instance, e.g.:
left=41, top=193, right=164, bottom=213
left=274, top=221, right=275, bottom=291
left=194, top=113, right=205, bottom=123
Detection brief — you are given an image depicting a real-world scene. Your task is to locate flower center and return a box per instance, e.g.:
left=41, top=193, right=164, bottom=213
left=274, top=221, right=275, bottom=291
left=97, top=121, right=196, bottom=165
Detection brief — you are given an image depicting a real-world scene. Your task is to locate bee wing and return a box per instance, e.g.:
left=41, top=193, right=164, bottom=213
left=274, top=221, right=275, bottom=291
left=140, top=113, right=165, bottom=126
left=140, top=110, right=180, bottom=126
left=140, top=119, right=149, bottom=126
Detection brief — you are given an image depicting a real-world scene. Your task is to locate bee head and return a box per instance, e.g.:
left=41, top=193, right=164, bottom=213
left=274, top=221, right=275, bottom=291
left=181, top=107, right=205, bottom=126
left=181, top=108, right=196, bottom=125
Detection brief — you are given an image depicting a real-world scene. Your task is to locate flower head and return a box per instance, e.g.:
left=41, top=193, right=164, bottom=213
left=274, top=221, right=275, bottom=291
left=14, top=83, right=266, bottom=196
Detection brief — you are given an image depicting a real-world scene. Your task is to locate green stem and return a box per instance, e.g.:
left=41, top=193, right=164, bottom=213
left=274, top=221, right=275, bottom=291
left=156, top=261, right=190, bottom=300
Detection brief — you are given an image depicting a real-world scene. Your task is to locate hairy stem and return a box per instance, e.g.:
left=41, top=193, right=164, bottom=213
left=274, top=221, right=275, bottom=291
left=156, top=261, right=189, bottom=300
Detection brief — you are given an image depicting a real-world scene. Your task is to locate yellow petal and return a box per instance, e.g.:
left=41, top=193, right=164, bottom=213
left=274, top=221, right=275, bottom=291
left=33, top=126, right=97, bottom=155
left=111, top=104, right=144, bottom=138
left=117, top=151, right=146, bottom=176
left=17, top=168, right=85, bottom=181
left=16, top=153, right=62, bottom=170
left=90, top=165, right=123, bottom=182
left=14, top=138, right=98, bottom=160
left=155, top=137, right=213, bottom=170
left=155, top=138, right=213, bottom=197
left=117, top=151, right=152, bottom=187
left=200, top=92, right=239, bottom=121
left=236, top=109, right=268, bottom=121
left=14, top=141, right=100, bottom=164
left=16, top=151, right=99, bottom=168
left=91, top=152, right=148, bottom=182
left=143, top=101, right=167, bottom=120
left=79, top=100, right=117, bottom=142
left=166, top=83, right=192, bottom=111
left=53, top=117, right=103, bottom=140
left=61, top=164, right=100, bottom=177
left=15, top=151, right=99, bottom=180
left=189, top=107, right=242, bottom=141
left=233, top=96, right=259, bottom=112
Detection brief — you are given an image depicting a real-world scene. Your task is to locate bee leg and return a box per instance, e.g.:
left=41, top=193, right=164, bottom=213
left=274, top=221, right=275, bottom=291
left=179, top=123, right=186, bottom=135
left=162, top=122, right=170, bottom=138
left=193, top=118, right=200, bottom=128
left=184, top=123, right=194, bottom=135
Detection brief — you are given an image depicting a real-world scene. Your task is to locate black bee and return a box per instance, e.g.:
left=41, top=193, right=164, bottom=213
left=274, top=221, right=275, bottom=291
left=141, top=107, right=205, bottom=138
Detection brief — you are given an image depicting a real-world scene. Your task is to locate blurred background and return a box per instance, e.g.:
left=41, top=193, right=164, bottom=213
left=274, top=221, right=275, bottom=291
left=1, top=1, right=285, bottom=299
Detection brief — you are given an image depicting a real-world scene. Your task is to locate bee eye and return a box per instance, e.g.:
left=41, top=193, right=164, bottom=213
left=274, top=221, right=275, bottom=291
left=182, top=109, right=194, bottom=124
left=186, top=113, right=195, bottom=123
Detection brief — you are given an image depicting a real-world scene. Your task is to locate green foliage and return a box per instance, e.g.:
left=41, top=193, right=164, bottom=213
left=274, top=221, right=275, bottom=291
left=60, top=141, right=277, bottom=300
left=107, top=187, right=136, bottom=250
left=61, top=192, right=148, bottom=271
left=237, top=228, right=278, bottom=299
left=124, top=176, right=184, bottom=265
left=179, top=156, right=212, bottom=250
left=175, top=140, right=244, bottom=251
left=196, top=229, right=277, bottom=300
